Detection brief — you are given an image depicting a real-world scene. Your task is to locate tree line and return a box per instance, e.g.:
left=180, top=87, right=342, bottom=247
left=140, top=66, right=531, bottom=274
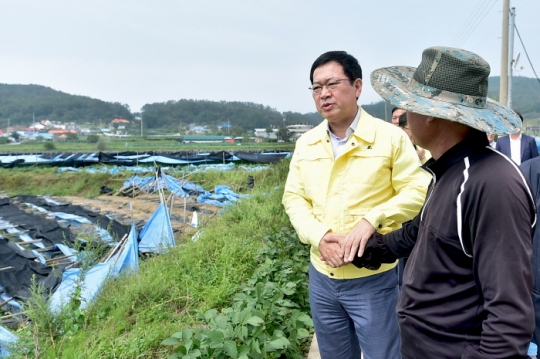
left=1, top=76, right=538, bottom=133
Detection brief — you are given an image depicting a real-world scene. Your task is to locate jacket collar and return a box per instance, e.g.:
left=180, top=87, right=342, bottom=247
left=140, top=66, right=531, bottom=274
left=306, top=107, right=376, bottom=145
left=425, top=129, right=489, bottom=179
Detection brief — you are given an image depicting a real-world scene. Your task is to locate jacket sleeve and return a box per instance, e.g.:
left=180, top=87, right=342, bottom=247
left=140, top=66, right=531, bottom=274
left=282, top=149, right=330, bottom=248
left=462, top=169, right=535, bottom=358
left=363, top=133, right=431, bottom=230
left=352, top=214, right=422, bottom=269
left=495, top=140, right=501, bottom=152
left=381, top=214, right=422, bottom=257
left=530, top=137, right=539, bottom=159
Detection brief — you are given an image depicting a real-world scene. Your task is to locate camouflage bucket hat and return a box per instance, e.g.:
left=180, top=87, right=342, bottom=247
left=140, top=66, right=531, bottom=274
left=370, top=46, right=521, bottom=135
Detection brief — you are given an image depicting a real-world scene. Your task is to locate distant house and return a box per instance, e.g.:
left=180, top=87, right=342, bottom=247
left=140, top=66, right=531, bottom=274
left=110, top=118, right=130, bottom=135
left=287, top=124, right=313, bottom=141
left=254, top=128, right=278, bottom=140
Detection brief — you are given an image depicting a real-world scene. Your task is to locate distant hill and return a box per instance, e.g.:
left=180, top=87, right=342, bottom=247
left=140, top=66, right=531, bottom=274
left=487, top=76, right=540, bottom=119
left=1, top=76, right=538, bottom=133
left=362, top=76, right=540, bottom=122
left=0, top=84, right=133, bottom=128
left=141, top=99, right=323, bottom=133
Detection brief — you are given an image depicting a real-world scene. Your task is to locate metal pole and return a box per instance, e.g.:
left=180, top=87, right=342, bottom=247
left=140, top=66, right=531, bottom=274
left=499, top=0, right=510, bottom=106
left=508, top=7, right=515, bottom=109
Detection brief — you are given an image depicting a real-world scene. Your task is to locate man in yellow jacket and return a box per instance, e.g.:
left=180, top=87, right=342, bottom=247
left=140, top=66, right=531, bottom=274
left=282, top=51, right=430, bottom=359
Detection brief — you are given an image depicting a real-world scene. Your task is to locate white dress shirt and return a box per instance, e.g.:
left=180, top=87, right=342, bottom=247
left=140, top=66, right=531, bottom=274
left=510, top=134, right=522, bottom=165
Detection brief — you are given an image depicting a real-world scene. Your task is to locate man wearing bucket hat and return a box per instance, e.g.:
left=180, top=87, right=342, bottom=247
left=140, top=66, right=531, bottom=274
left=326, top=46, right=536, bottom=358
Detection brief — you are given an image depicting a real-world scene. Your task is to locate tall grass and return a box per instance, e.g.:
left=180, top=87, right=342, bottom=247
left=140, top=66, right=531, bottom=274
left=10, top=159, right=304, bottom=359
left=0, top=167, right=127, bottom=197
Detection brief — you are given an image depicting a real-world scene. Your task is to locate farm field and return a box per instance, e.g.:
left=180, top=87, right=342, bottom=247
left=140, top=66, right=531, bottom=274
left=1, top=160, right=313, bottom=359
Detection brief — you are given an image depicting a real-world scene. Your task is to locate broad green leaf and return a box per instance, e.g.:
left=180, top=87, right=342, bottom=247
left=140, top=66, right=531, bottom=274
left=161, top=337, right=180, bottom=346
left=297, top=328, right=310, bottom=339
left=263, top=337, right=290, bottom=352
left=182, top=328, right=193, bottom=341
left=208, top=330, right=225, bottom=342
left=204, top=309, right=218, bottom=322
left=246, top=316, right=264, bottom=326
left=224, top=340, right=238, bottom=358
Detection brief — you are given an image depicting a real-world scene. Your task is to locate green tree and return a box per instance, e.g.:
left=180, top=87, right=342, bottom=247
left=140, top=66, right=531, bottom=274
left=10, top=131, right=20, bottom=142
left=96, top=140, right=107, bottom=151
left=277, top=128, right=290, bottom=142
left=43, top=141, right=56, bottom=150
left=87, top=134, right=99, bottom=143
left=66, top=133, right=78, bottom=140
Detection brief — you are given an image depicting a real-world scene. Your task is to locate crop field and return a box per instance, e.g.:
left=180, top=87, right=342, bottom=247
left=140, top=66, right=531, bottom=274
left=1, top=159, right=313, bottom=359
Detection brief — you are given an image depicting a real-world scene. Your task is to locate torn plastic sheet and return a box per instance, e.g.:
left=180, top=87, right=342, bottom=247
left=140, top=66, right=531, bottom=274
left=23, top=203, right=115, bottom=244
left=138, top=203, right=175, bottom=253
left=110, top=224, right=138, bottom=277
left=0, top=325, right=18, bottom=358
left=197, top=185, right=249, bottom=207
left=48, top=262, right=112, bottom=313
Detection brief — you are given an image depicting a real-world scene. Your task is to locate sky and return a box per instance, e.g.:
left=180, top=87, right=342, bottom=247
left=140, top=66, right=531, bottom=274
left=1, top=0, right=539, bottom=115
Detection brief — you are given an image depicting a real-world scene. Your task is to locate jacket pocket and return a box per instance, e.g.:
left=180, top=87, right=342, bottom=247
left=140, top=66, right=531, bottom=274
left=346, top=151, right=391, bottom=187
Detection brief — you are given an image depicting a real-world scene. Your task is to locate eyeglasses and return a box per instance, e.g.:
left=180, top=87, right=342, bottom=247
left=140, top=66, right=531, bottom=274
left=309, top=78, right=350, bottom=95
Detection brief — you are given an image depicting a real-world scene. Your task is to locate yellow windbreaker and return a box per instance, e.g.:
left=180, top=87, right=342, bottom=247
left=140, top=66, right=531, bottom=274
left=282, top=107, right=430, bottom=279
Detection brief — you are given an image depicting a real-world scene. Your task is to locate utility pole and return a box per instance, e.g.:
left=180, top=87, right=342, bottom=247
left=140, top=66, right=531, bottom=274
left=499, top=0, right=510, bottom=106
left=508, top=7, right=516, bottom=109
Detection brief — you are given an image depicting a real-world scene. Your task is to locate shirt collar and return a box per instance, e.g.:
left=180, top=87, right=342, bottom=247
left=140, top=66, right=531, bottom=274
left=326, top=107, right=360, bottom=140
left=510, top=133, right=523, bottom=141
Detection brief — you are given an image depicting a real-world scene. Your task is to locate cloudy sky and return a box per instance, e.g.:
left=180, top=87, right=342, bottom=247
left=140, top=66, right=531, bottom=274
left=1, top=0, right=539, bottom=114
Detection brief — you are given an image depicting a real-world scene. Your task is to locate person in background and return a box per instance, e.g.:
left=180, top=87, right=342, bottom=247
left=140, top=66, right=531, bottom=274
left=486, top=133, right=497, bottom=148
left=326, top=46, right=536, bottom=358
left=391, top=107, right=406, bottom=126
left=398, top=112, right=430, bottom=164
left=282, top=50, right=430, bottom=359
left=495, top=110, right=538, bottom=164
left=521, top=156, right=540, bottom=358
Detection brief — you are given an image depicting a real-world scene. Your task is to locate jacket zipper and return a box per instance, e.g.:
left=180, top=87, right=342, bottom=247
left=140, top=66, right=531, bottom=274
left=420, top=168, right=436, bottom=222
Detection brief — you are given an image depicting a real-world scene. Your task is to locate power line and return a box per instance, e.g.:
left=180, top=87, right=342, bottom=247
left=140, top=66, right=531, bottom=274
left=514, top=24, right=540, bottom=87
left=452, top=0, right=490, bottom=47
left=457, top=0, right=499, bottom=47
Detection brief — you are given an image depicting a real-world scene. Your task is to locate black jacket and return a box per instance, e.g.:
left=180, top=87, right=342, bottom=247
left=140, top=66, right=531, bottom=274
left=358, top=131, right=536, bottom=359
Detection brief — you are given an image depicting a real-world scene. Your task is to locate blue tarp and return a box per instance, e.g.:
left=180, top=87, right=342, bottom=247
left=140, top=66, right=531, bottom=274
left=120, top=174, right=204, bottom=197
left=197, top=185, right=248, bottom=207
left=48, top=225, right=139, bottom=313
left=138, top=203, right=175, bottom=253
left=0, top=325, right=17, bottom=358
left=49, top=262, right=112, bottom=313
left=110, top=224, right=139, bottom=277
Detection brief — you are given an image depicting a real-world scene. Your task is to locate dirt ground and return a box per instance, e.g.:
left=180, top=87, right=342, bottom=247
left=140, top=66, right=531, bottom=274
left=56, top=193, right=220, bottom=240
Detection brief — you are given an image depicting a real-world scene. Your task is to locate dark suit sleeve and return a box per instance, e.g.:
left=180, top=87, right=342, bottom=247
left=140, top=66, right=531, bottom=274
left=530, top=137, right=539, bottom=159
left=495, top=140, right=501, bottom=152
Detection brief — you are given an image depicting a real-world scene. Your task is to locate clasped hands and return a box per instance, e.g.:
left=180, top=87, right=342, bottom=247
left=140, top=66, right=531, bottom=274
left=319, top=219, right=396, bottom=270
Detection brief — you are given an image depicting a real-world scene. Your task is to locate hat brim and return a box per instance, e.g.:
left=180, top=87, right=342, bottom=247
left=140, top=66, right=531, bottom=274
left=370, top=66, right=521, bottom=135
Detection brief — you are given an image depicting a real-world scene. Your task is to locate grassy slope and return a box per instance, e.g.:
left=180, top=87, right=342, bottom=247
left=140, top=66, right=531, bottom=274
left=9, top=160, right=299, bottom=358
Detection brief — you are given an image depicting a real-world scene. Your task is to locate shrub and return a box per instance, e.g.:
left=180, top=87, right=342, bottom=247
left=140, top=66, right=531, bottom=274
left=43, top=142, right=56, bottom=150
left=96, top=140, right=107, bottom=151
left=87, top=134, right=99, bottom=143
left=66, top=133, right=78, bottom=141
